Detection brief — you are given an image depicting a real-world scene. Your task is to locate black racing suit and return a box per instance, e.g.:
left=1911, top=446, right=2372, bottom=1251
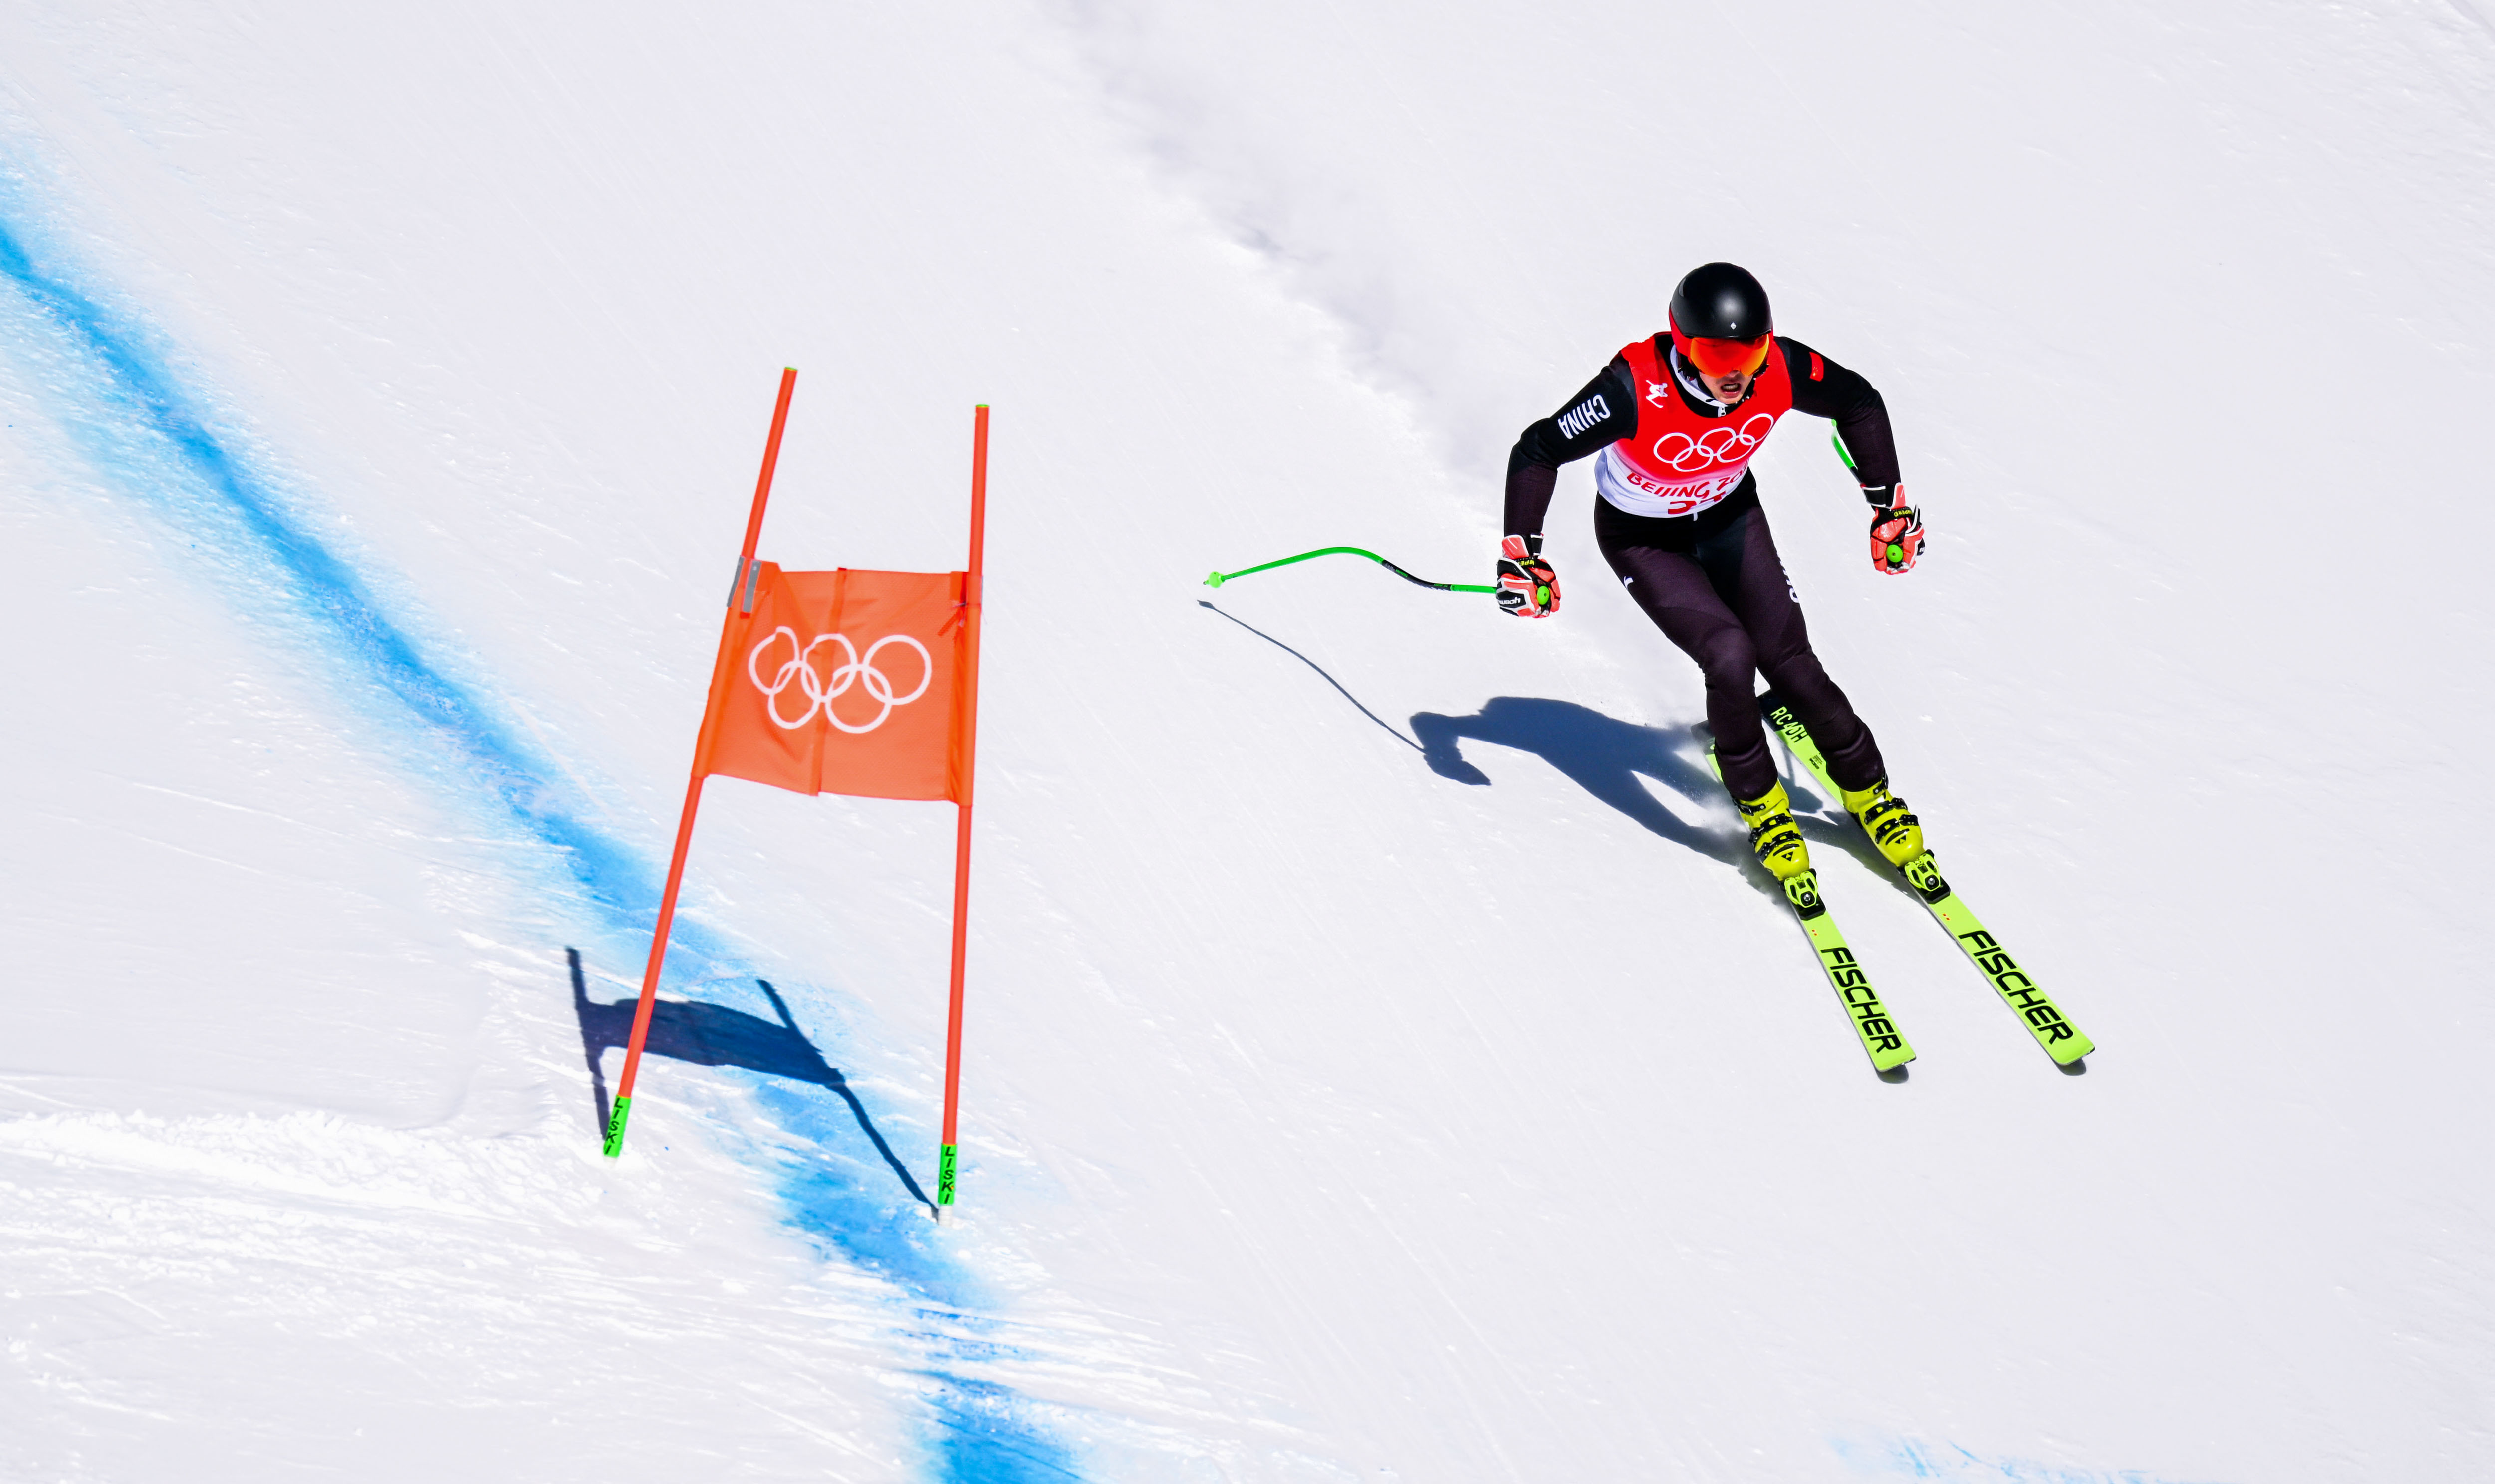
left=1504, top=336, right=1899, bottom=801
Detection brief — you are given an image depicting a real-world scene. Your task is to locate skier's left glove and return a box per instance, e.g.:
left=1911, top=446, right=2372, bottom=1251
left=1496, top=534, right=1560, bottom=617
left=1865, top=489, right=1923, bottom=576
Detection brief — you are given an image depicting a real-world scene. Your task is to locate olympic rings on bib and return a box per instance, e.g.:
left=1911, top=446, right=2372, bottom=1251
left=1652, top=412, right=1777, bottom=473
left=746, top=626, right=934, bottom=734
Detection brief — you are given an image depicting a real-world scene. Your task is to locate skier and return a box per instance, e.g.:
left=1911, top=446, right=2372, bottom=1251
left=1495, top=262, right=1926, bottom=887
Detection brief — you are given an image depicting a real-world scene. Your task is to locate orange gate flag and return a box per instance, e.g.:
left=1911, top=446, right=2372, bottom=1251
left=699, top=565, right=974, bottom=803
left=603, top=373, right=989, bottom=1230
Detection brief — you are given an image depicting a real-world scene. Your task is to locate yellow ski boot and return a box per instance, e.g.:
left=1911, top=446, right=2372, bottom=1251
left=1840, top=776, right=1926, bottom=869
left=1735, top=782, right=1813, bottom=883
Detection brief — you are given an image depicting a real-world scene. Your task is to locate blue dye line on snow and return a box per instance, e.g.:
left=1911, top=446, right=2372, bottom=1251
left=1832, top=1434, right=2235, bottom=1484
left=0, top=207, right=1081, bottom=1483
left=748, top=1070, right=965, bottom=1296
left=927, top=1377, right=1088, bottom=1484
left=0, top=217, right=660, bottom=947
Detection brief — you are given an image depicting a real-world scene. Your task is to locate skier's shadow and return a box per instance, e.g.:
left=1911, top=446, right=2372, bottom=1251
left=1411, top=698, right=1927, bottom=903
left=1410, top=697, right=1747, bottom=868
left=568, top=949, right=931, bottom=1210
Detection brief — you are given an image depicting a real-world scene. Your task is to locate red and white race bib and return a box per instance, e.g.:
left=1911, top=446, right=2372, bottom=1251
left=1593, top=336, right=1794, bottom=519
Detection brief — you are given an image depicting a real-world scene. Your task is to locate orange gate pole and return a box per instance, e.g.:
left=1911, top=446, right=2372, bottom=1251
left=935, top=404, right=989, bottom=1215
left=604, top=367, right=798, bottom=1157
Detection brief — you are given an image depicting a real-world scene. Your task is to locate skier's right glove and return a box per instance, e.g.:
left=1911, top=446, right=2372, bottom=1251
left=1496, top=534, right=1560, bottom=618
left=1867, top=495, right=1924, bottom=576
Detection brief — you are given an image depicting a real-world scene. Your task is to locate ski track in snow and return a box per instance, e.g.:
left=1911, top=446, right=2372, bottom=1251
left=0, top=191, right=1095, bottom=1484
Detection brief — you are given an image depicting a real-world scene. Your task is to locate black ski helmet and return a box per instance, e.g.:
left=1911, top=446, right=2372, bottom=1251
left=1668, top=262, right=1772, bottom=341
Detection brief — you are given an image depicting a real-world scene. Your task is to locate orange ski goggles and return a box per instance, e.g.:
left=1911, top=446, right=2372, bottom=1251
left=1671, top=326, right=1773, bottom=378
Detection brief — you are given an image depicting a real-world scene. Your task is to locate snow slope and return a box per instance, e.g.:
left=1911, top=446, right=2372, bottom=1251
left=3, top=1, right=2494, bottom=1480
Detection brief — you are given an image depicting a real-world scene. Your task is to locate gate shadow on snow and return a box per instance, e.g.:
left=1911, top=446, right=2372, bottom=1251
left=568, top=948, right=932, bottom=1210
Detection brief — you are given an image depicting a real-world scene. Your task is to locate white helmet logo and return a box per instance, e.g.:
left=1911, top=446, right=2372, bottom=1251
left=747, top=627, right=934, bottom=734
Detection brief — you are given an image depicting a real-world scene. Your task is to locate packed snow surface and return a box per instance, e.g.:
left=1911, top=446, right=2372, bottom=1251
left=4, top=2, right=2494, bottom=1480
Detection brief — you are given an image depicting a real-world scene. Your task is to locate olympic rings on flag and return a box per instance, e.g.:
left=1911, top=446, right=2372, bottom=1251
left=746, top=627, right=934, bottom=734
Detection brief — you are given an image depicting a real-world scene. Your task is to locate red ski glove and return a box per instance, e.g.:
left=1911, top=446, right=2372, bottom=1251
left=1496, top=534, right=1560, bottom=617
left=1868, top=499, right=1924, bottom=576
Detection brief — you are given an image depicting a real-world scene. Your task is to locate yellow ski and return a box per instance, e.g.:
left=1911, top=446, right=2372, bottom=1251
left=1759, top=693, right=2094, bottom=1066
left=1782, top=870, right=1916, bottom=1073
left=1707, top=738, right=1915, bottom=1073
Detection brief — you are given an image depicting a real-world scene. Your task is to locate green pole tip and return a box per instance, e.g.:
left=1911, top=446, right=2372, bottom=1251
left=1205, top=571, right=1226, bottom=588
left=1887, top=543, right=1905, bottom=563
left=601, top=1094, right=633, bottom=1158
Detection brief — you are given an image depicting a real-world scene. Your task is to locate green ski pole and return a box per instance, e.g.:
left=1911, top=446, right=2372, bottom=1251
left=1204, top=545, right=1497, bottom=595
